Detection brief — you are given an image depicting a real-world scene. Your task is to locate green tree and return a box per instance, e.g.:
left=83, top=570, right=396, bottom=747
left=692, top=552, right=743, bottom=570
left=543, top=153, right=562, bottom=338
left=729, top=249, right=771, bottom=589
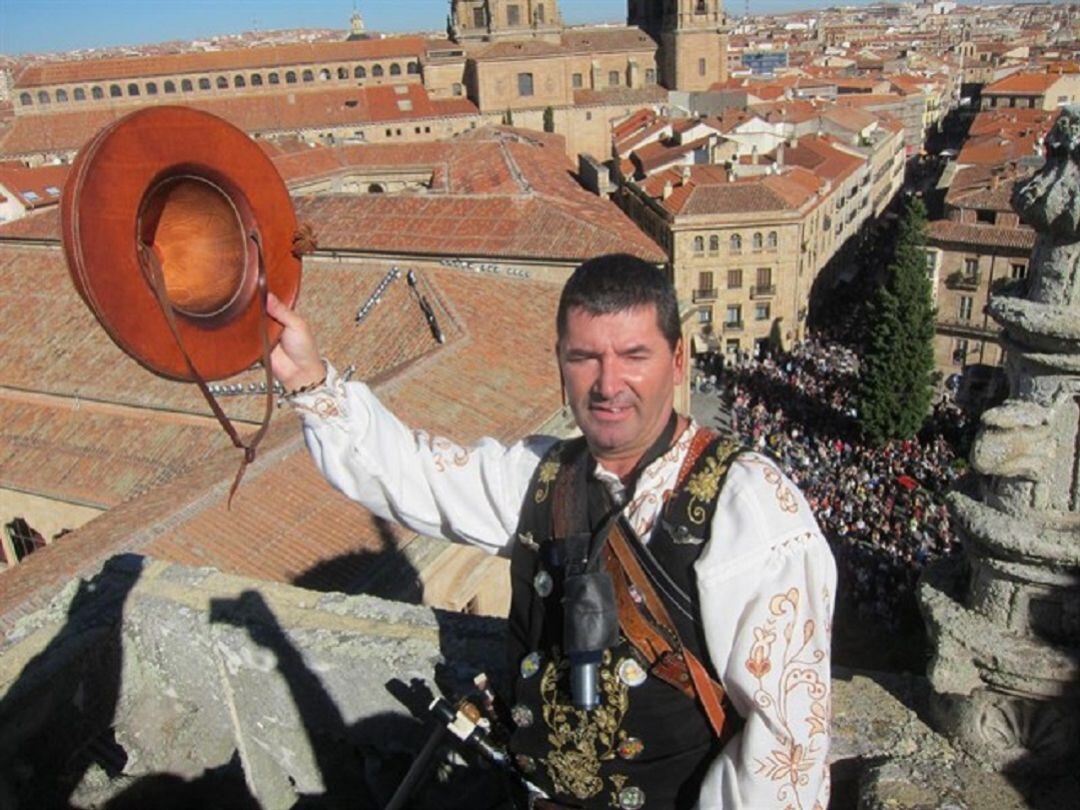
left=543, top=106, right=556, bottom=133
left=857, top=197, right=936, bottom=445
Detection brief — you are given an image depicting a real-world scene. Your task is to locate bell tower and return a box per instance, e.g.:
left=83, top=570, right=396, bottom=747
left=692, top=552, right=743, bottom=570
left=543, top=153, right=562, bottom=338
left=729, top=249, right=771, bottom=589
left=450, top=1, right=561, bottom=43
left=631, top=0, right=728, bottom=91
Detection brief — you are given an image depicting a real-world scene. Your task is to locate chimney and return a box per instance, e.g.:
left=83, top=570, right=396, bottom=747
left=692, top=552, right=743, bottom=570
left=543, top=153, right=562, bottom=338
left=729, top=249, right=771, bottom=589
left=751, top=145, right=759, bottom=165
left=681, top=165, right=691, bottom=184
left=777, top=140, right=785, bottom=167
left=663, top=181, right=674, bottom=199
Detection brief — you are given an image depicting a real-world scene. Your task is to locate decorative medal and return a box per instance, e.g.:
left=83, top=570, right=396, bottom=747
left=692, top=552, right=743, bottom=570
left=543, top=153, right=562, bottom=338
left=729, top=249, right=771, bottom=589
left=520, top=651, right=541, bottom=679
left=617, top=736, right=645, bottom=760
left=617, top=657, right=648, bottom=688
left=511, top=704, right=534, bottom=728
left=618, top=785, right=646, bottom=809
left=533, top=569, right=553, bottom=597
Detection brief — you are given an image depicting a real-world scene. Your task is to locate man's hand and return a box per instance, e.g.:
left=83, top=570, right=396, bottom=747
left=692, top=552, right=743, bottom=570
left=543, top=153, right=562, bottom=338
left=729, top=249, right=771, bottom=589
left=267, top=292, right=325, bottom=392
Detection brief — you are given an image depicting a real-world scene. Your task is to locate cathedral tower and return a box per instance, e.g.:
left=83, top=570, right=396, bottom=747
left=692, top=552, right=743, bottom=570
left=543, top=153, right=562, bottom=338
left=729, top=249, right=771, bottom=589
left=629, top=0, right=728, bottom=91
left=450, top=1, right=561, bottom=43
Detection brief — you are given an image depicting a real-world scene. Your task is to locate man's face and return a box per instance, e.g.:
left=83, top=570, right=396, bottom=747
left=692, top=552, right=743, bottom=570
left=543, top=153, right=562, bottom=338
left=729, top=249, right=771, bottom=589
left=557, top=304, right=684, bottom=476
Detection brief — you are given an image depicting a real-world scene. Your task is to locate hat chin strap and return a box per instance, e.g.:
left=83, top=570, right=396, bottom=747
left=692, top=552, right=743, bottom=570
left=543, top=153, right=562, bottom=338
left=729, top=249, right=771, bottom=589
left=137, top=232, right=275, bottom=509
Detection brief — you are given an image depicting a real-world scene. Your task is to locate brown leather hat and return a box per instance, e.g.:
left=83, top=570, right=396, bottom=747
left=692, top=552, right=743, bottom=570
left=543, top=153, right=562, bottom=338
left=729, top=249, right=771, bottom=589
left=62, top=106, right=302, bottom=382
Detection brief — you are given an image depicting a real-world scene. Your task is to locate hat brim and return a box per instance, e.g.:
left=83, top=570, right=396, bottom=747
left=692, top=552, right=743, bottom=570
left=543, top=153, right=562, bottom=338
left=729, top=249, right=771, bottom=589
left=62, top=106, right=301, bottom=382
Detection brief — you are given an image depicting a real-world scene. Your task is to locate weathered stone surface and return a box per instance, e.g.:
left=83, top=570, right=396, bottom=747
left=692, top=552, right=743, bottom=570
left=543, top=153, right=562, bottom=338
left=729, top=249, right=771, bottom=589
left=0, top=555, right=508, bottom=810
left=921, top=104, right=1080, bottom=776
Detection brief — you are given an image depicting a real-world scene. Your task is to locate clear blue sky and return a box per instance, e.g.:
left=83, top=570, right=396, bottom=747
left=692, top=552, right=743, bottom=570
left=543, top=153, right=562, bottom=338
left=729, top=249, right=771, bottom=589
left=0, top=1, right=834, bottom=57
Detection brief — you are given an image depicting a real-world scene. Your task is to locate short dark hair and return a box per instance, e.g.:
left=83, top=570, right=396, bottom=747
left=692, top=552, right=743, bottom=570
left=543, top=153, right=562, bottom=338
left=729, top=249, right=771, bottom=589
left=556, top=254, right=681, bottom=350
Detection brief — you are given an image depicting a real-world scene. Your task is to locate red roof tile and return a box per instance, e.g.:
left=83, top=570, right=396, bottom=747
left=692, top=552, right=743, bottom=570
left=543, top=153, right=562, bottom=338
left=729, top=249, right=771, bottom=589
left=984, top=72, right=1060, bottom=95
left=0, top=163, right=68, bottom=208
left=926, top=219, right=1036, bottom=251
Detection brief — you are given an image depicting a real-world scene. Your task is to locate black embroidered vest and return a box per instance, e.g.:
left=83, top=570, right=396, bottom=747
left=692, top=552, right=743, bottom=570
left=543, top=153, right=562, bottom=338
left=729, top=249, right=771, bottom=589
left=506, top=430, right=745, bottom=810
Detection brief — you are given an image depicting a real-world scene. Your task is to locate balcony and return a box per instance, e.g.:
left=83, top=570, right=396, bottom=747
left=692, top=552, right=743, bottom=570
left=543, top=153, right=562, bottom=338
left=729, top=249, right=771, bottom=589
left=936, top=316, right=999, bottom=339
left=750, top=284, right=776, bottom=298
left=946, top=270, right=982, bottom=290
left=692, top=288, right=718, bottom=302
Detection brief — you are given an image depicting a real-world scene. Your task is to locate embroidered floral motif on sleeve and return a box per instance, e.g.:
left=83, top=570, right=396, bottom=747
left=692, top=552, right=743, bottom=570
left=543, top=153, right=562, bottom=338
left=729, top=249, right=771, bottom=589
left=412, top=430, right=473, bottom=473
left=684, top=442, right=738, bottom=525
left=745, top=586, right=829, bottom=810
left=290, top=375, right=347, bottom=420
left=744, top=456, right=800, bottom=514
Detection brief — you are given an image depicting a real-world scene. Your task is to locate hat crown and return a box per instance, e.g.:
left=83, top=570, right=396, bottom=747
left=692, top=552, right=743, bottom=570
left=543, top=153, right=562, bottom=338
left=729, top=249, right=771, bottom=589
left=139, top=176, right=250, bottom=318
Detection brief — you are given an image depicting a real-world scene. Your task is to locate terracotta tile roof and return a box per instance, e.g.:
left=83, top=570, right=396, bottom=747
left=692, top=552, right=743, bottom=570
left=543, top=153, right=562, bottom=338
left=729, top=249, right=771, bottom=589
left=967, top=108, right=1059, bottom=137
left=819, top=106, right=879, bottom=133
left=0, top=163, right=68, bottom=209
left=272, top=141, right=451, bottom=185
left=783, top=134, right=864, bottom=184
left=945, top=164, right=1031, bottom=211
left=984, top=72, right=1060, bottom=95
left=749, top=99, right=822, bottom=124
left=0, top=207, right=59, bottom=240
left=957, top=131, right=1042, bottom=166
left=926, top=219, right=1036, bottom=251
left=614, top=115, right=670, bottom=156
left=640, top=165, right=818, bottom=216
left=0, top=86, right=479, bottom=157
left=468, top=39, right=568, bottom=60
left=15, top=37, right=428, bottom=87
left=631, top=136, right=711, bottom=174
left=560, top=27, right=658, bottom=54
left=0, top=261, right=565, bottom=619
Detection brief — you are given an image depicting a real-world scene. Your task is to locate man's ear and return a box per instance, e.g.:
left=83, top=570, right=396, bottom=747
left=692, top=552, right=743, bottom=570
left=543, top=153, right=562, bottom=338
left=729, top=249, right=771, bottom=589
left=673, top=337, right=686, bottom=384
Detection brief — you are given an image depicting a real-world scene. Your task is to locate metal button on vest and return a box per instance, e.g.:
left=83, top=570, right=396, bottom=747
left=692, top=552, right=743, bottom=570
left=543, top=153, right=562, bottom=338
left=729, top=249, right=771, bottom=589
left=618, top=785, right=645, bottom=809
left=517, top=531, right=539, bottom=551
left=511, top=704, right=534, bottom=728
left=533, top=569, right=553, bottom=598
left=617, top=657, right=647, bottom=688
left=616, top=736, right=644, bottom=760
left=514, top=753, right=536, bottom=774
left=520, top=651, right=541, bottom=679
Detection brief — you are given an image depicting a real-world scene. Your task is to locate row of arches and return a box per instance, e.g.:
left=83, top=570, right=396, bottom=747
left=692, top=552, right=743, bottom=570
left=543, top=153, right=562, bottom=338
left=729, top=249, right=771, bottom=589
left=19, top=60, right=422, bottom=107
left=693, top=231, right=779, bottom=254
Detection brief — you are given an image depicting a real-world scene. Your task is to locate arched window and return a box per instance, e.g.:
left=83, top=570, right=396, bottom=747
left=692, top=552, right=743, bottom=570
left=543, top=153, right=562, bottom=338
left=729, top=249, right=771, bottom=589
left=74, top=87, right=86, bottom=101
left=302, top=69, right=314, bottom=82
left=319, top=68, right=331, bottom=81
left=367, top=183, right=385, bottom=193
left=234, top=75, right=246, bottom=88
left=767, top=231, right=778, bottom=249
left=164, top=80, right=176, bottom=93
left=198, top=77, right=211, bottom=90
left=730, top=233, right=742, bottom=252
left=19, top=92, right=32, bottom=106
left=269, top=72, right=280, bottom=85
left=452, top=82, right=462, bottom=96
left=337, top=66, right=348, bottom=79
left=407, top=61, right=420, bottom=75
left=285, top=71, right=297, bottom=84
left=752, top=232, right=763, bottom=250
left=372, top=64, right=384, bottom=77
left=37, top=90, right=50, bottom=104
left=110, top=84, right=122, bottom=97
left=92, top=86, right=104, bottom=99
left=56, top=88, right=69, bottom=102
left=709, top=235, right=719, bottom=253
left=127, top=83, right=140, bottom=96
left=693, top=235, right=705, bottom=253
left=251, top=74, right=263, bottom=86
left=390, top=63, right=402, bottom=76
left=355, top=65, right=366, bottom=79
left=146, top=82, right=157, bottom=95
left=216, top=76, right=228, bottom=89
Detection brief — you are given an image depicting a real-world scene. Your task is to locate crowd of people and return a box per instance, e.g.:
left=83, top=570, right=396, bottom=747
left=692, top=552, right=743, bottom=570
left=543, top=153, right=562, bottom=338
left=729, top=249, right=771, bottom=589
left=703, top=337, right=972, bottom=630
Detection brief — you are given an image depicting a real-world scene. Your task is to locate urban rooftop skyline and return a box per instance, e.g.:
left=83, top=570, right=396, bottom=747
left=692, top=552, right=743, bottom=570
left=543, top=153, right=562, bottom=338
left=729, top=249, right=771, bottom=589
left=4, top=0, right=928, bottom=58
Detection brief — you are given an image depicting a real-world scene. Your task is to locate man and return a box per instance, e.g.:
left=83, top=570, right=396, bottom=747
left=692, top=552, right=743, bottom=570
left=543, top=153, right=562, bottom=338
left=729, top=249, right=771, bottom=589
left=269, top=254, right=835, bottom=809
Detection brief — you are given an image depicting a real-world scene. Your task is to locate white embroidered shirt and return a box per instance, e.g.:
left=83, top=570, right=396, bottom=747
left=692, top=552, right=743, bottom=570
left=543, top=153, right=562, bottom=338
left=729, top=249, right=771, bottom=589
left=290, top=363, right=836, bottom=810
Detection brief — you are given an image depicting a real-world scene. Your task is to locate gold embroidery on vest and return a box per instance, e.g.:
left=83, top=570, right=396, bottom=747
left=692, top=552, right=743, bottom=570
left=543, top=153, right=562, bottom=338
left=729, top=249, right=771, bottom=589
left=534, top=459, right=561, bottom=504
left=684, top=440, right=738, bottom=525
left=539, top=649, right=632, bottom=801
